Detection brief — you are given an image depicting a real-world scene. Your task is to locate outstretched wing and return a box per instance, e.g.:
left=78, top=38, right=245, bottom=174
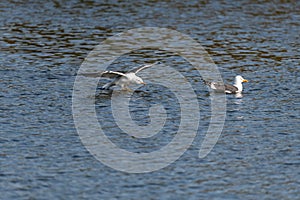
left=129, top=61, right=160, bottom=74
left=79, top=71, right=126, bottom=79
left=100, top=71, right=127, bottom=78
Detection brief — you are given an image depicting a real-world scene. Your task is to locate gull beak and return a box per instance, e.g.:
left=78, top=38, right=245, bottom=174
left=141, top=82, right=146, bottom=85
left=243, top=79, right=248, bottom=83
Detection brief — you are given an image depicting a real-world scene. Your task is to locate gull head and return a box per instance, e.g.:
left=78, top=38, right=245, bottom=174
left=126, top=73, right=146, bottom=85
left=235, top=75, right=248, bottom=84
left=234, top=75, right=248, bottom=92
left=135, top=76, right=146, bottom=85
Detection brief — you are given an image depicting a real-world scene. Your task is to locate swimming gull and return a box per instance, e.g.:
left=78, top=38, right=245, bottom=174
left=80, top=62, right=159, bottom=90
left=204, top=75, right=248, bottom=94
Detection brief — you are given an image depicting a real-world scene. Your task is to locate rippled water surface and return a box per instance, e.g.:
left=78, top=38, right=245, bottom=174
left=1, top=1, right=299, bottom=199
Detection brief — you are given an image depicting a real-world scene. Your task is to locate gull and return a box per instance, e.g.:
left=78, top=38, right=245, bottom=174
left=80, top=62, right=159, bottom=90
left=204, top=75, right=248, bottom=94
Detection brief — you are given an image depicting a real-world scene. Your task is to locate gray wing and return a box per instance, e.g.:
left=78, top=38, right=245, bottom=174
left=80, top=71, right=126, bottom=79
left=129, top=61, right=160, bottom=74
left=204, top=80, right=225, bottom=90
left=204, top=80, right=238, bottom=93
left=224, top=84, right=238, bottom=93
left=210, top=82, right=226, bottom=91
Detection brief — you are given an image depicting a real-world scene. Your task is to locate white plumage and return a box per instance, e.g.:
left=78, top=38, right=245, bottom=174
left=80, top=62, right=159, bottom=90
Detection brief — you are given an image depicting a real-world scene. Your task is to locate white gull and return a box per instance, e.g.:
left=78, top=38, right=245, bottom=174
left=81, top=62, right=159, bottom=90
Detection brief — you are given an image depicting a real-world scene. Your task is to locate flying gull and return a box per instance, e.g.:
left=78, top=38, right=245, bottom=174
left=80, top=62, right=159, bottom=90
left=204, top=75, right=248, bottom=94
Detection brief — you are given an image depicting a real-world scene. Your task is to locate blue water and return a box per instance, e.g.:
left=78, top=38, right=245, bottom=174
left=1, top=0, right=299, bottom=199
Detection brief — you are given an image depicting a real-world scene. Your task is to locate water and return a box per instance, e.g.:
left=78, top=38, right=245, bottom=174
left=1, top=0, right=299, bottom=199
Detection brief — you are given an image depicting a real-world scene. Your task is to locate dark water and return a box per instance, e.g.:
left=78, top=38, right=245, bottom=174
left=1, top=0, right=299, bottom=199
